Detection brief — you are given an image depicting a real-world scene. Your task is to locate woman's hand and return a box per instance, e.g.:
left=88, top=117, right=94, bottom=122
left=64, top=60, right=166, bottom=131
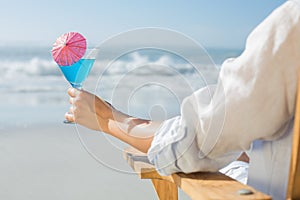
left=65, top=88, right=113, bottom=132
left=65, top=88, right=158, bottom=153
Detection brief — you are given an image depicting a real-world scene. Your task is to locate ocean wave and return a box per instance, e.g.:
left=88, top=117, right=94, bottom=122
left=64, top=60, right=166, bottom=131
left=94, top=51, right=220, bottom=77
left=0, top=52, right=219, bottom=79
left=0, top=58, right=60, bottom=79
left=99, top=52, right=198, bottom=76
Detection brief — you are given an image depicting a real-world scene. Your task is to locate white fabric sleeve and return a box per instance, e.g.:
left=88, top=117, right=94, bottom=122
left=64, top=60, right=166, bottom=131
left=148, top=0, right=300, bottom=176
left=219, top=161, right=249, bottom=184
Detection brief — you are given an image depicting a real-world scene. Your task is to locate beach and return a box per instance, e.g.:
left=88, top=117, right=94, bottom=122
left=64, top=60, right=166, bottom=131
left=0, top=46, right=241, bottom=199
left=0, top=123, right=158, bottom=199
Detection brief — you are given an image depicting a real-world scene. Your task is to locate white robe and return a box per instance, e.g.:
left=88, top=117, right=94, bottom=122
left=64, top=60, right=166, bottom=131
left=147, top=1, right=300, bottom=199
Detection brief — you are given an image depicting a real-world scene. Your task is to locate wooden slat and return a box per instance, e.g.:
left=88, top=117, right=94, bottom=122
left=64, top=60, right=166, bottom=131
left=151, top=179, right=178, bottom=200
left=172, top=173, right=269, bottom=200
left=123, top=147, right=271, bottom=200
left=286, top=76, right=300, bottom=200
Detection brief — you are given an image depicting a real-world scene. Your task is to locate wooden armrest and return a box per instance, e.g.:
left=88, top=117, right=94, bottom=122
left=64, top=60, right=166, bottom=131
left=123, top=146, right=271, bottom=200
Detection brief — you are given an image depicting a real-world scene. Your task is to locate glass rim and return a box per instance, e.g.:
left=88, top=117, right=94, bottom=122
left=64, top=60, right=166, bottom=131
left=83, top=48, right=99, bottom=59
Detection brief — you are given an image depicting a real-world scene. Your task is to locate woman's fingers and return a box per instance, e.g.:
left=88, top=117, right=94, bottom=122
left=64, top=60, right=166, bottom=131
left=65, top=112, right=75, bottom=122
left=69, top=97, right=74, bottom=104
left=69, top=106, right=75, bottom=114
left=66, top=88, right=83, bottom=123
left=68, top=88, right=79, bottom=98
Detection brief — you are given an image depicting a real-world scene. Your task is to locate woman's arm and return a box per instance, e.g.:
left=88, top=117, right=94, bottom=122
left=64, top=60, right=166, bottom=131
left=65, top=88, right=161, bottom=153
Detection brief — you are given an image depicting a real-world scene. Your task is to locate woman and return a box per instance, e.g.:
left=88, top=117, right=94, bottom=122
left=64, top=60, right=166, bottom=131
left=66, top=1, right=300, bottom=199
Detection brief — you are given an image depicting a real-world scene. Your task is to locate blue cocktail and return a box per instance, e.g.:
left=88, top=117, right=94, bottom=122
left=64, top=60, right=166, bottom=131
left=59, top=58, right=95, bottom=89
left=58, top=57, right=95, bottom=124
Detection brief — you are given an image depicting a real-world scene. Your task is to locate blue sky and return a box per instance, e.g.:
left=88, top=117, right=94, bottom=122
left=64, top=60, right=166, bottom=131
left=1, top=0, right=286, bottom=48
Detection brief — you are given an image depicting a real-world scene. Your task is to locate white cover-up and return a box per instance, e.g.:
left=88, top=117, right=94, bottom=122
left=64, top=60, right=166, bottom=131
left=148, top=1, right=300, bottom=199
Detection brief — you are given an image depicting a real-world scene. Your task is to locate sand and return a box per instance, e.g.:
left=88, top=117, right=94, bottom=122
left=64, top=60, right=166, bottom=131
left=0, top=122, right=191, bottom=200
left=0, top=123, right=154, bottom=199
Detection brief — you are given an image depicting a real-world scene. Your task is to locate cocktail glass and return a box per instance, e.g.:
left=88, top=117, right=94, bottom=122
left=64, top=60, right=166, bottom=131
left=58, top=49, right=97, bottom=123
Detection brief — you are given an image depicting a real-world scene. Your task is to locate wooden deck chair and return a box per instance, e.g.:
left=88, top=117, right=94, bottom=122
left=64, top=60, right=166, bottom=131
left=123, top=79, right=300, bottom=200
left=286, top=77, right=300, bottom=200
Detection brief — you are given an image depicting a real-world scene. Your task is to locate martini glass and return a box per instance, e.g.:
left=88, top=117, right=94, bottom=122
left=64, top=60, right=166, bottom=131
left=58, top=49, right=97, bottom=123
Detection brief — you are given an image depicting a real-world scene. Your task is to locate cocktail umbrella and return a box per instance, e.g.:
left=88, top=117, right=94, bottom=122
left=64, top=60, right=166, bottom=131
left=51, top=32, right=86, bottom=66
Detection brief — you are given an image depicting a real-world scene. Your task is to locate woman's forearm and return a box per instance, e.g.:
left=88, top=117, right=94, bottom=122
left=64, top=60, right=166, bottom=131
left=96, top=102, right=161, bottom=153
left=106, top=117, right=158, bottom=153
left=66, top=88, right=161, bottom=153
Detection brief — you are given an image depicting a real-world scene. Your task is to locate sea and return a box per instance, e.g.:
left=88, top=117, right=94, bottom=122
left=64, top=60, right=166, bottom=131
left=0, top=45, right=242, bottom=200
left=0, top=46, right=242, bottom=128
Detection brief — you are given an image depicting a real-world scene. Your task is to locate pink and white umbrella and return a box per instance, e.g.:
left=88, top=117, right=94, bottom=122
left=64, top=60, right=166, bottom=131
left=51, top=32, right=86, bottom=66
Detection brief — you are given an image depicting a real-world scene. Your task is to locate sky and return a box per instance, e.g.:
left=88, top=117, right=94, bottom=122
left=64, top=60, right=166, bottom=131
left=0, top=0, right=286, bottom=49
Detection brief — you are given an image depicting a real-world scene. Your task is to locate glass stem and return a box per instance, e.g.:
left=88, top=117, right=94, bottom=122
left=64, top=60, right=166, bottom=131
left=71, top=83, right=83, bottom=90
